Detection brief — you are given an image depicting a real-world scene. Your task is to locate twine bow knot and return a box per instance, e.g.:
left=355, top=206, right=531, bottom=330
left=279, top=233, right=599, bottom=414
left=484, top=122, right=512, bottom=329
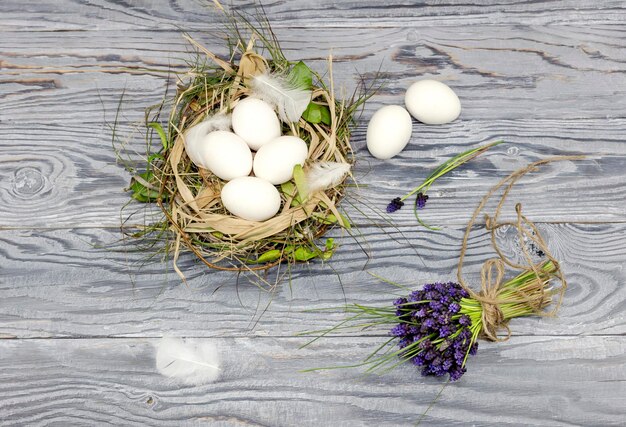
left=457, top=156, right=584, bottom=341
left=477, top=258, right=509, bottom=341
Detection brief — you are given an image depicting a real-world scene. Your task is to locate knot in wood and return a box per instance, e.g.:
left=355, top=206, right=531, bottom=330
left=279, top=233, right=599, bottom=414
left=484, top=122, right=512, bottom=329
left=12, top=167, right=46, bottom=199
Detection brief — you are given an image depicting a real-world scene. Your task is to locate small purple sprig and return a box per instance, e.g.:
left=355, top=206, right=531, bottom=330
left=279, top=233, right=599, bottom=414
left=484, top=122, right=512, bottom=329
left=415, top=192, right=429, bottom=209
left=386, top=197, right=405, bottom=213
left=386, top=141, right=503, bottom=228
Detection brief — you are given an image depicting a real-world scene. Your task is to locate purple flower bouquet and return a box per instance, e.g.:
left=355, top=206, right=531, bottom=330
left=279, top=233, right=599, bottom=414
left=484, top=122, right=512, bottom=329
left=304, top=157, right=583, bottom=381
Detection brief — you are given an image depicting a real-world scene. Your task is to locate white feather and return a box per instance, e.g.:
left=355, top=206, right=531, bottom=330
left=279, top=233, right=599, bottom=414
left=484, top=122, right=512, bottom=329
left=155, top=337, right=220, bottom=385
left=305, top=162, right=351, bottom=193
left=183, top=113, right=231, bottom=166
left=250, top=73, right=312, bottom=123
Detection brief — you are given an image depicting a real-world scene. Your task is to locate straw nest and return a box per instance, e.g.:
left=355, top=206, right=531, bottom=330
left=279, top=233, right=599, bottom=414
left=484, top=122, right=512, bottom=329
left=145, top=35, right=362, bottom=275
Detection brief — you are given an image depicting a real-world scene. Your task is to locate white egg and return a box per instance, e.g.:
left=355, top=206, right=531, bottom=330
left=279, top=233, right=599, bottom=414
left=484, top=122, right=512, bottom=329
left=221, top=176, right=282, bottom=222
left=366, top=105, right=413, bottom=160
left=405, top=80, right=461, bottom=125
left=183, top=120, right=215, bottom=165
left=253, top=136, right=309, bottom=185
left=183, top=114, right=232, bottom=164
left=232, top=98, right=282, bottom=150
left=194, top=131, right=252, bottom=181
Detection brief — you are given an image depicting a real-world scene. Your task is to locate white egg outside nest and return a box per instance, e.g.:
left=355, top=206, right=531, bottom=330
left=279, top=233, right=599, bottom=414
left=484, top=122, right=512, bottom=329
left=366, top=105, right=413, bottom=160
left=404, top=79, right=461, bottom=125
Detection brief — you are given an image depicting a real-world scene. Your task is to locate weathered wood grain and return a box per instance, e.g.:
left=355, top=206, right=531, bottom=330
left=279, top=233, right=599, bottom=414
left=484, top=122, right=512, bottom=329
left=2, top=24, right=626, bottom=124
left=0, top=336, right=624, bottom=426
left=1, top=120, right=624, bottom=228
left=1, top=223, right=623, bottom=339
left=2, top=22, right=626, bottom=228
left=2, top=0, right=626, bottom=31
left=2, top=2, right=626, bottom=425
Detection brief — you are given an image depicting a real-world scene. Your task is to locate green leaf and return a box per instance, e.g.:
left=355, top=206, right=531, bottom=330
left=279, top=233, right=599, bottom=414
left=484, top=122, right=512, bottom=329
left=339, top=213, right=351, bottom=229
left=147, top=153, right=164, bottom=164
left=293, top=164, right=308, bottom=201
left=321, top=239, right=336, bottom=260
left=302, top=102, right=332, bottom=125
left=280, top=181, right=296, bottom=196
left=316, top=213, right=338, bottom=225
left=255, top=249, right=283, bottom=264
left=292, top=246, right=319, bottom=262
left=289, top=61, right=313, bottom=89
left=319, top=105, right=331, bottom=125
left=147, top=122, right=169, bottom=151
left=129, top=170, right=159, bottom=202
left=281, top=181, right=304, bottom=206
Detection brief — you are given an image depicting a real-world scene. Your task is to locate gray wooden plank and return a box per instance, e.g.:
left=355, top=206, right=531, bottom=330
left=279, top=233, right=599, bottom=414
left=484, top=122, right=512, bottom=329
left=2, top=25, right=626, bottom=123
left=1, top=0, right=626, bottom=31
left=1, top=3, right=625, bottom=426
left=1, top=120, right=624, bottom=228
left=2, top=23, right=626, bottom=228
left=0, top=336, right=624, bottom=426
left=1, top=223, right=623, bottom=339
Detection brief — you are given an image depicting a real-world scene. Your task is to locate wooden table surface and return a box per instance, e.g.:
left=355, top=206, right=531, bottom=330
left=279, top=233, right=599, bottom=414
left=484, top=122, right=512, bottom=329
left=1, top=1, right=625, bottom=425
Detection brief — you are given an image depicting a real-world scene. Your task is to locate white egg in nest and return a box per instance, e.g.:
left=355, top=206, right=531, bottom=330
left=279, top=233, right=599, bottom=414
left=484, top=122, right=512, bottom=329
left=183, top=114, right=232, bottom=165
left=221, top=176, right=281, bottom=222
left=193, top=131, right=253, bottom=181
left=232, top=97, right=282, bottom=150
left=183, top=120, right=214, bottom=166
left=405, top=80, right=461, bottom=125
left=366, top=105, right=413, bottom=160
left=253, top=136, right=309, bottom=185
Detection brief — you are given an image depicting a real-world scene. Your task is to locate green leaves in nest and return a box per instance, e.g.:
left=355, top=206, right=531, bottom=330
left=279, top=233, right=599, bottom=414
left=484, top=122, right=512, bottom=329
left=292, top=164, right=308, bottom=201
left=289, top=61, right=332, bottom=125
left=129, top=170, right=160, bottom=203
left=147, top=122, right=169, bottom=150
left=253, top=238, right=337, bottom=264
left=128, top=122, right=170, bottom=203
left=289, top=61, right=313, bottom=90
left=302, top=102, right=332, bottom=125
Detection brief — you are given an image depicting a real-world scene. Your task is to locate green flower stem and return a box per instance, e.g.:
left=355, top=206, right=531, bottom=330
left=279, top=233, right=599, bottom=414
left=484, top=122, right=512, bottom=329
left=399, top=140, right=504, bottom=203
left=458, top=260, right=557, bottom=337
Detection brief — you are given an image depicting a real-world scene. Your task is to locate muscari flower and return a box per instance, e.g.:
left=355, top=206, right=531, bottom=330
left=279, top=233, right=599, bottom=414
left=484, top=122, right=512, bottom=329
left=306, top=260, right=560, bottom=384
left=386, top=197, right=404, bottom=213
left=389, top=281, right=478, bottom=381
left=416, top=192, right=429, bottom=209
left=384, top=141, right=503, bottom=229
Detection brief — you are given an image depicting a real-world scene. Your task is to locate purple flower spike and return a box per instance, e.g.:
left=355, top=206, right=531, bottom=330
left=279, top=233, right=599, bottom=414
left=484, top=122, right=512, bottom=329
left=389, top=281, right=479, bottom=382
left=449, top=302, right=461, bottom=313
left=386, top=197, right=404, bottom=213
left=416, top=192, right=429, bottom=209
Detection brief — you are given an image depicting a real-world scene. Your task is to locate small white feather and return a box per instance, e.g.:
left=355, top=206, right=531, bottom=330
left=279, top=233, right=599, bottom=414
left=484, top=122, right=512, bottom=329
left=155, top=337, right=220, bottom=385
left=305, top=162, right=351, bottom=193
left=183, top=113, right=231, bottom=166
left=250, top=73, right=312, bottom=123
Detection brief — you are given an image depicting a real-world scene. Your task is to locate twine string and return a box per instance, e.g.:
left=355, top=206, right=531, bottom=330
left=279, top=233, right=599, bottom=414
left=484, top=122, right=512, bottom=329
left=457, top=156, right=585, bottom=341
